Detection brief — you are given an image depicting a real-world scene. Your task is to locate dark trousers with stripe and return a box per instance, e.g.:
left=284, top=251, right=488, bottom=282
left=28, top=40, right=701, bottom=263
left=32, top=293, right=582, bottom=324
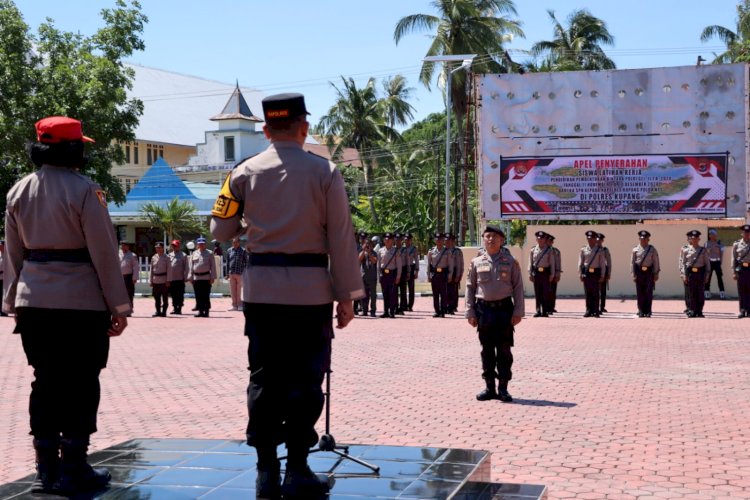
left=430, top=271, right=448, bottom=314
left=599, top=280, right=608, bottom=311
left=193, top=280, right=212, bottom=314
left=635, top=268, right=655, bottom=315
left=446, top=276, right=458, bottom=312
left=582, top=269, right=601, bottom=314
left=686, top=269, right=706, bottom=314
left=380, top=272, right=398, bottom=316
left=475, top=298, right=515, bottom=382
left=398, top=266, right=409, bottom=311
left=533, top=270, right=552, bottom=314
left=123, top=274, right=135, bottom=306
left=407, top=265, right=417, bottom=309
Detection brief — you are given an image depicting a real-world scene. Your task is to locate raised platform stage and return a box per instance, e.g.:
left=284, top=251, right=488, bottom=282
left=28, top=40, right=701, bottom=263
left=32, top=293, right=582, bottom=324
left=0, top=438, right=546, bottom=499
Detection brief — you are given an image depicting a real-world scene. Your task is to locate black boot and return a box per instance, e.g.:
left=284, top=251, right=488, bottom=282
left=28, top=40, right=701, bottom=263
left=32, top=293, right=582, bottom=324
left=56, top=437, right=111, bottom=494
left=31, top=437, right=60, bottom=493
left=497, top=380, right=513, bottom=402
left=476, top=380, right=497, bottom=401
left=282, top=448, right=328, bottom=498
left=255, top=447, right=281, bottom=499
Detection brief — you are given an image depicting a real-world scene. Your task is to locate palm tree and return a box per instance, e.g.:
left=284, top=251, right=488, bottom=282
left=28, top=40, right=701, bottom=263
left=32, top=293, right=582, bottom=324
left=531, top=9, right=615, bottom=71
left=700, top=1, right=750, bottom=63
left=380, top=75, right=416, bottom=129
left=139, top=197, right=206, bottom=243
left=316, top=76, right=405, bottom=224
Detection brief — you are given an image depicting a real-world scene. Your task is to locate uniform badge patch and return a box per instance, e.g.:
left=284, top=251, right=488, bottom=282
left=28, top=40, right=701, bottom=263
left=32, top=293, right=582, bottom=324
left=95, top=190, right=107, bottom=208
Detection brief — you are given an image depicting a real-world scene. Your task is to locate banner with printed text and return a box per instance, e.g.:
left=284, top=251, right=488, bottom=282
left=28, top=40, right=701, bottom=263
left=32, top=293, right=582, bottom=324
left=500, top=154, right=728, bottom=217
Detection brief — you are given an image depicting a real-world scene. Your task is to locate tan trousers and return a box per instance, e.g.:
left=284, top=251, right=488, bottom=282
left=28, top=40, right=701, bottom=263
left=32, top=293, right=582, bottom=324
left=229, top=274, right=243, bottom=307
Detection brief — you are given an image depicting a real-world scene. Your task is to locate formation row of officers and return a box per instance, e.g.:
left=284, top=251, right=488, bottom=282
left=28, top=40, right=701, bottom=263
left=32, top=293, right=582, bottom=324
left=356, top=231, right=463, bottom=318
left=529, top=226, right=750, bottom=319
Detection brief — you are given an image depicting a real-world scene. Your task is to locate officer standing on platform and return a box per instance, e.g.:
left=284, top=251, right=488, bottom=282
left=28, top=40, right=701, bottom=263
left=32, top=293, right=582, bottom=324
left=149, top=242, right=169, bottom=317
left=731, top=224, right=750, bottom=317
left=680, top=230, right=710, bottom=318
left=465, top=226, right=524, bottom=402
left=3, top=116, right=129, bottom=494
left=403, top=233, right=419, bottom=312
left=167, top=240, right=188, bottom=315
left=631, top=230, right=660, bottom=317
left=210, top=92, right=363, bottom=498
left=578, top=230, right=606, bottom=317
left=528, top=231, right=555, bottom=317
left=546, top=234, right=561, bottom=314
left=188, top=237, right=215, bottom=317
left=358, top=235, right=378, bottom=317
left=119, top=241, right=138, bottom=314
left=378, top=232, right=402, bottom=318
left=596, top=233, right=612, bottom=314
left=704, top=229, right=726, bottom=300
left=428, top=233, right=453, bottom=317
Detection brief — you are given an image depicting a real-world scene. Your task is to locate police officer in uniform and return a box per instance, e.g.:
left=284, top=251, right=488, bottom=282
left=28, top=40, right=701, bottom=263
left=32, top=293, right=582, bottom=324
left=3, top=116, right=129, bottom=494
left=428, top=233, right=453, bottom=317
left=210, top=93, right=363, bottom=498
left=596, top=233, right=612, bottom=314
left=378, top=232, right=402, bottom=318
left=403, top=233, right=419, bottom=311
left=547, top=234, right=561, bottom=313
left=0, top=239, right=6, bottom=316
left=704, top=229, right=726, bottom=300
left=631, top=230, right=660, bottom=317
left=731, top=224, right=750, bottom=318
left=578, top=230, right=606, bottom=317
left=679, top=235, right=691, bottom=313
left=465, top=226, right=524, bottom=402
left=119, top=241, right=138, bottom=313
left=528, top=231, right=555, bottom=317
left=358, top=235, right=378, bottom=317
left=149, top=242, right=169, bottom=317
left=446, top=234, right=463, bottom=314
left=394, top=232, right=408, bottom=315
left=167, top=240, right=188, bottom=315
left=680, top=230, right=710, bottom=317
left=188, top=237, right=216, bottom=317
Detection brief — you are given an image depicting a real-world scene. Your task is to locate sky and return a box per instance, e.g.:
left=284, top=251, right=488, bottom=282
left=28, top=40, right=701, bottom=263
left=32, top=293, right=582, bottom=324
left=12, top=0, right=739, bottom=128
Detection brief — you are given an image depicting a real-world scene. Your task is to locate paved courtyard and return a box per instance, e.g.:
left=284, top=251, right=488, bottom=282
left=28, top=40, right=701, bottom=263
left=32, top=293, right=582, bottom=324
left=1, top=296, right=748, bottom=499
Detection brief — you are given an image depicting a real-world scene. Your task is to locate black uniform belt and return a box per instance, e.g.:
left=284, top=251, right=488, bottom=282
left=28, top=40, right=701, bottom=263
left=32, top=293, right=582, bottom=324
left=194, top=271, right=210, bottom=276
left=153, top=272, right=167, bottom=276
left=23, top=248, right=91, bottom=263
left=477, top=297, right=513, bottom=308
left=250, top=253, right=328, bottom=268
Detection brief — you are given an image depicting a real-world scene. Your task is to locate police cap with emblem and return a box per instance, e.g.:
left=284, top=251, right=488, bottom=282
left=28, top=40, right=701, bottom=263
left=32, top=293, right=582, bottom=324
left=686, top=230, right=701, bottom=238
left=434, top=232, right=443, bottom=239
left=262, top=93, right=310, bottom=122
left=405, top=233, right=413, bottom=239
left=154, top=242, right=164, bottom=248
left=742, top=224, right=750, bottom=232
left=358, top=231, right=368, bottom=238
left=483, top=225, right=505, bottom=237
left=196, top=237, right=207, bottom=244
left=546, top=233, right=555, bottom=241
left=446, top=233, right=456, bottom=240
left=585, top=230, right=597, bottom=238
left=597, top=233, right=605, bottom=240
left=638, top=230, right=651, bottom=238
left=383, top=232, right=394, bottom=239
left=535, top=230, right=547, bottom=238
left=394, top=232, right=403, bottom=239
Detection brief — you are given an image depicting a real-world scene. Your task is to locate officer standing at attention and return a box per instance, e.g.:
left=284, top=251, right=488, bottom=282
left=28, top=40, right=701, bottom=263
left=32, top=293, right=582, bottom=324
left=704, top=229, right=726, bottom=300
left=428, top=233, right=453, bottom=317
left=358, top=235, right=379, bottom=317
left=680, top=230, right=710, bottom=317
left=465, top=226, right=524, bottom=402
left=546, top=234, right=561, bottom=314
left=528, top=231, right=555, bottom=317
left=188, top=237, right=215, bottom=317
left=2, top=116, right=129, bottom=494
left=210, top=93, right=363, bottom=498
left=0, top=239, right=6, bottom=316
left=119, top=241, right=138, bottom=314
left=167, top=240, right=188, bottom=315
left=631, top=230, right=660, bottom=317
left=596, top=233, right=612, bottom=314
left=403, top=233, right=419, bottom=312
left=578, top=230, right=606, bottom=317
left=731, top=224, right=750, bottom=317
left=378, top=232, right=402, bottom=318
left=679, top=234, right=691, bottom=313
left=394, top=232, right=408, bottom=315
left=149, top=242, right=169, bottom=317
left=445, top=234, right=463, bottom=315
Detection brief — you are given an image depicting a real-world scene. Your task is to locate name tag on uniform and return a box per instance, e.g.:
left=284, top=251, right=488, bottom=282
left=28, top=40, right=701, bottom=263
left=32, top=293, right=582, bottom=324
left=477, top=263, right=491, bottom=273
left=588, top=267, right=595, bottom=273
left=436, top=267, right=442, bottom=272
left=743, top=262, right=749, bottom=268
left=537, top=267, right=544, bottom=272
left=384, top=269, right=390, bottom=274
left=691, top=267, right=698, bottom=272
left=641, top=266, right=648, bottom=271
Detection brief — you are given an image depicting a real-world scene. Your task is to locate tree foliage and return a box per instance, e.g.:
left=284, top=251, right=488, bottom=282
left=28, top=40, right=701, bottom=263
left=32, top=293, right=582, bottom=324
left=0, top=0, right=147, bottom=225
left=701, top=0, right=750, bottom=63
left=139, top=197, right=206, bottom=242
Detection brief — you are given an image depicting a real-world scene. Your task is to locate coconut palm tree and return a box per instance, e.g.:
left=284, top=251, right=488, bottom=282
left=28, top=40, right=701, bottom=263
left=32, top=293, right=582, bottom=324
left=380, top=74, right=416, bottom=130
left=531, top=9, right=615, bottom=71
left=316, top=76, right=406, bottom=224
left=139, top=197, right=206, bottom=243
left=700, top=0, right=750, bottom=63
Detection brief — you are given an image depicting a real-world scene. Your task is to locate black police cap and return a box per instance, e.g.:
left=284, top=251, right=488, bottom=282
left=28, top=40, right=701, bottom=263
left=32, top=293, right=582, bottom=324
left=686, top=230, right=701, bottom=237
left=262, top=93, right=310, bottom=122
left=358, top=231, right=368, bottom=238
left=585, top=230, right=597, bottom=238
left=483, top=225, right=505, bottom=237
left=154, top=241, right=164, bottom=248
left=535, top=231, right=547, bottom=238
left=383, top=232, right=394, bottom=239
left=742, top=224, right=750, bottom=232
left=638, top=230, right=651, bottom=238
left=597, top=233, right=605, bottom=240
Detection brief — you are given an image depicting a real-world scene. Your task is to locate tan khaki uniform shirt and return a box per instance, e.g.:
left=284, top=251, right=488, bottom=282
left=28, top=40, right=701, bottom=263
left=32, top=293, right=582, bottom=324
left=150, top=253, right=169, bottom=285
left=120, top=250, right=138, bottom=279
left=210, top=140, right=363, bottom=305
left=732, top=238, right=750, bottom=271
left=679, top=245, right=710, bottom=280
left=577, top=245, right=606, bottom=275
left=465, top=250, right=525, bottom=318
left=167, top=250, right=188, bottom=281
left=378, top=247, right=402, bottom=281
left=631, top=244, right=660, bottom=277
left=528, top=245, right=556, bottom=277
left=428, top=246, right=453, bottom=279
left=2, top=165, right=131, bottom=315
left=188, top=249, right=216, bottom=281
left=452, top=247, right=464, bottom=282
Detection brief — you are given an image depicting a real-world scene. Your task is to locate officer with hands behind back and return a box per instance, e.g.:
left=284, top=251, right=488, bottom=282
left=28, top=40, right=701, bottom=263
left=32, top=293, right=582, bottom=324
left=465, top=226, right=524, bottom=402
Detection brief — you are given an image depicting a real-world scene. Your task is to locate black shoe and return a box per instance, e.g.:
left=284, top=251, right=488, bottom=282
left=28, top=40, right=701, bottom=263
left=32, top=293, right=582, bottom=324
left=396, top=310, right=405, bottom=315
left=195, top=313, right=204, bottom=317
left=637, top=312, right=643, bottom=317
left=476, top=388, right=497, bottom=401
left=370, top=312, right=376, bottom=317
left=169, top=310, right=178, bottom=315
left=738, top=312, right=746, bottom=318
left=497, top=387, right=513, bottom=402
left=432, top=313, right=441, bottom=318
left=552, top=309, right=558, bottom=313
left=152, top=312, right=161, bottom=317
left=256, top=465, right=281, bottom=499
left=600, top=308, right=608, bottom=313
left=583, top=312, right=592, bottom=317
left=380, top=313, right=389, bottom=318
left=31, top=438, right=60, bottom=494
left=0, top=312, right=8, bottom=317
left=407, top=307, right=413, bottom=311
left=686, top=311, right=694, bottom=318
left=533, top=312, right=542, bottom=318
left=540, top=312, right=549, bottom=317
left=281, top=464, right=329, bottom=498
left=694, top=312, right=704, bottom=318
left=646, top=313, right=652, bottom=317
left=56, top=438, right=111, bottom=494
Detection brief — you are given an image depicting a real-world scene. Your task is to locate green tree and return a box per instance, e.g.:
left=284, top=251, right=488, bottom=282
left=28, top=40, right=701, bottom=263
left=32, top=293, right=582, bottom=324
left=0, top=0, right=147, bottom=226
left=139, top=197, right=206, bottom=242
left=380, top=74, right=416, bottom=129
left=701, top=0, right=750, bottom=63
left=530, top=9, right=615, bottom=71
